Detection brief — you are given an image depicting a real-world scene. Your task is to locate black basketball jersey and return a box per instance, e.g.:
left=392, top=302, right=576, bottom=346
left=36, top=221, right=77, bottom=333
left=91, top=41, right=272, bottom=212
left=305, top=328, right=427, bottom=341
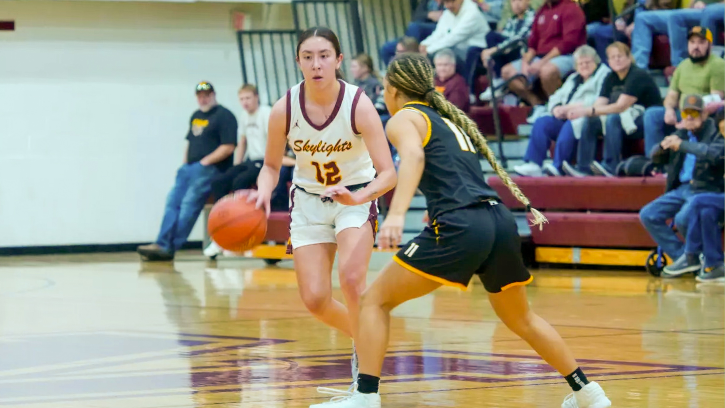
left=401, top=102, right=500, bottom=220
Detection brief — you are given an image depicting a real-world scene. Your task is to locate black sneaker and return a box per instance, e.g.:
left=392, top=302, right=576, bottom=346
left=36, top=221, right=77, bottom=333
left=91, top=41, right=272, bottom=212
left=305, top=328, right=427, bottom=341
left=590, top=161, right=615, bottom=178
left=663, top=254, right=701, bottom=277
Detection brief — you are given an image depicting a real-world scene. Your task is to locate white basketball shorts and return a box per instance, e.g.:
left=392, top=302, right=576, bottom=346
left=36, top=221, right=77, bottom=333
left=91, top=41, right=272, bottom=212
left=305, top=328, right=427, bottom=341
left=286, top=185, right=378, bottom=254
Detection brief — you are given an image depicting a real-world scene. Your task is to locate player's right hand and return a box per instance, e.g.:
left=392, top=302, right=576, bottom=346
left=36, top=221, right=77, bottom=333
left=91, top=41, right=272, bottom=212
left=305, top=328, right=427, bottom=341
left=246, top=189, right=271, bottom=217
left=378, top=214, right=404, bottom=250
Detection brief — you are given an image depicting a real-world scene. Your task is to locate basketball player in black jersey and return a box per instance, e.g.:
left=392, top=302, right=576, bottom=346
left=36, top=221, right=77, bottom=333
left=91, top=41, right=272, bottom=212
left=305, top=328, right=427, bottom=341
left=312, top=53, right=612, bottom=408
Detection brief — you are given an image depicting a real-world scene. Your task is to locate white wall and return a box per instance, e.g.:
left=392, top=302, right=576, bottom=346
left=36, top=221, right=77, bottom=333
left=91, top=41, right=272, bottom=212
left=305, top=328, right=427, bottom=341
left=0, top=1, right=280, bottom=247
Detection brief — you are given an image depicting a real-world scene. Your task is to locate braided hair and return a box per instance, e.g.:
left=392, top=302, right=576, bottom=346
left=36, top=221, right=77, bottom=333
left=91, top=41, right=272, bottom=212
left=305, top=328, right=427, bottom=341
left=386, top=53, right=547, bottom=229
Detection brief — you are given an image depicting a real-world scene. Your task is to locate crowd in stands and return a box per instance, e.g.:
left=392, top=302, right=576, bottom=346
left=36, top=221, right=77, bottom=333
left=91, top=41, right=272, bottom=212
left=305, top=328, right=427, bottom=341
left=365, top=0, right=725, bottom=279
left=140, top=0, right=725, bottom=279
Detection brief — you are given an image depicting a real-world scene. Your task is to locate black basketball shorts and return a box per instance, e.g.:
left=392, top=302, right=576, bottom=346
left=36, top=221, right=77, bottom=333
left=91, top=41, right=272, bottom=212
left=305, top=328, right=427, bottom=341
left=394, top=200, right=532, bottom=293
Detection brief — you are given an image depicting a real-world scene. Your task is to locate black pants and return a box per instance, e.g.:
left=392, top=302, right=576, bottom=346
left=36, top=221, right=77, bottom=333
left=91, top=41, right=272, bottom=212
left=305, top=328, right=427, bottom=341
left=210, top=160, right=263, bottom=201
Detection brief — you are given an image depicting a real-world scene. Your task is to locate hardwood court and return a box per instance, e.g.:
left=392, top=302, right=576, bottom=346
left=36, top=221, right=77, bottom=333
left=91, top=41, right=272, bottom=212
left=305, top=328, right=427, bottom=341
left=0, top=251, right=722, bottom=408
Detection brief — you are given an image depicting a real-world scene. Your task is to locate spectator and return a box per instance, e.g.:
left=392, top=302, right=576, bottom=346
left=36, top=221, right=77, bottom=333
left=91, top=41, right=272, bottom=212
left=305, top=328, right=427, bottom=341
left=662, top=192, right=724, bottom=281
left=587, top=0, right=635, bottom=63
left=630, top=0, right=714, bottom=68
left=644, top=26, right=725, bottom=154
left=419, top=0, right=490, bottom=65
left=380, top=0, right=445, bottom=65
left=138, top=81, right=237, bottom=261
left=204, top=84, right=272, bottom=258
left=496, top=0, right=544, bottom=31
left=513, top=45, right=611, bottom=176
left=639, top=94, right=724, bottom=273
left=475, top=0, right=506, bottom=25
left=434, top=48, right=471, bottom=111
left=474, top=0, right=536, bottom=98
left=564, top=42, right=662, bottom=176
left=350, top=53, right=382, bottom=101
left=499, top=0, right=587, bottom=111
left=700, top=2, right=725, bottom=49
left=396, top=36, right=421, bottom=55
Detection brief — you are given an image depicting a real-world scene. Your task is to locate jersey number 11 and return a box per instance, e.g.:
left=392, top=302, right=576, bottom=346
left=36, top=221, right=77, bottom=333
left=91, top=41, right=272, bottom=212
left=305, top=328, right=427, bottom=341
left=443, top=118, right=476, bottom=152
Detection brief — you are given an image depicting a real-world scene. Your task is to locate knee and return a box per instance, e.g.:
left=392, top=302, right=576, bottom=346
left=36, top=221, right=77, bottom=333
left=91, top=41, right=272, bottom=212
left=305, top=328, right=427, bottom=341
left=644, top=106, right=664, bottom=123
left=338, top=271, right=366, bottom=303
left=539, top=63, right=560, bottom=80
left=299, top=285, right=332, bottom=315
left=639, top=203, right=658, bottom=226
left=501, top=63, right=516, bottom=79
left=360, top=287, right=392, bottom=313
left=500, top=310, right=537, bottom=337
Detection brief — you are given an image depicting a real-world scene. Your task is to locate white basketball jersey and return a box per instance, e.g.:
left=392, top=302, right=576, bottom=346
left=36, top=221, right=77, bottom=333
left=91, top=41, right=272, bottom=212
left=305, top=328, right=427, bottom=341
left=286, top=80, right=376, bottom=195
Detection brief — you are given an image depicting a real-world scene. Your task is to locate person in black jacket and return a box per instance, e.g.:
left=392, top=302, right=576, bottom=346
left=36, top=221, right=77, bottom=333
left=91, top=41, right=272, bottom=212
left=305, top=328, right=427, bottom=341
left=639, top=94, right=724, bottom=277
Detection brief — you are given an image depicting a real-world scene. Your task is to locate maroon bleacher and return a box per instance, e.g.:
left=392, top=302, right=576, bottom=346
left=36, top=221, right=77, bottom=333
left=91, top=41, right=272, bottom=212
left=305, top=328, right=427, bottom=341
left=488, top=176, right=667, bottom=248
left=469, top=105, right=532, bottom=135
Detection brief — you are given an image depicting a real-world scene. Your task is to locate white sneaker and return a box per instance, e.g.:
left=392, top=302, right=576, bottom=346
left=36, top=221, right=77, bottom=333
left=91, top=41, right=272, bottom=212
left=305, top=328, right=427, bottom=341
left=310, top=388, right=381, bottom=408
left=513, top=162, right=544, bottom=177
left=203, top=241, right=224, bottom=259
left=526, top=105, right=548, bottom=124
left=561, top=382, right=611, bottom=408
left=351, top=344, right=359, bottom=385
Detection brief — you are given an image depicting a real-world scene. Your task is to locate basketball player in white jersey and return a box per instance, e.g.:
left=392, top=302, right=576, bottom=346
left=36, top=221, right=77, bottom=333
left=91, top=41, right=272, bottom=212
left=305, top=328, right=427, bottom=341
left=247, top=27, right=397, bottom=395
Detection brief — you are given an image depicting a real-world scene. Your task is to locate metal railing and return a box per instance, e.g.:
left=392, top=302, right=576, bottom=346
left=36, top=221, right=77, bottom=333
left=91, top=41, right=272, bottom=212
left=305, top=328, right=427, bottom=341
left=236, top=0, right=412, bottom=102
left=237, top=30, right=302, bottom=105
left=292, top=0, right=365, bottom=79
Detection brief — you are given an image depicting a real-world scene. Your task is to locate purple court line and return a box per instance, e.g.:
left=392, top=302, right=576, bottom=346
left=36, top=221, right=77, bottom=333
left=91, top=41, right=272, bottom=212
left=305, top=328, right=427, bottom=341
left=16, top=371, right=722, bottom=406
left=414, top=349, right=725, bottom=370
left=300, top=349, right=724, bottom=371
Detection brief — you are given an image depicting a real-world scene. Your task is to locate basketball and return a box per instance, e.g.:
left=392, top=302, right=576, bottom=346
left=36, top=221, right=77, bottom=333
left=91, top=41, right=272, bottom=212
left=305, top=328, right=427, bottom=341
left=207, top=192, right=267, bottom=253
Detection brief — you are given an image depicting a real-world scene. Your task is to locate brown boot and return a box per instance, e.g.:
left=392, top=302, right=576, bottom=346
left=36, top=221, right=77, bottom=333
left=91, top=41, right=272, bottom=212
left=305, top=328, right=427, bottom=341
left=137, top=243, right=162, bottom=252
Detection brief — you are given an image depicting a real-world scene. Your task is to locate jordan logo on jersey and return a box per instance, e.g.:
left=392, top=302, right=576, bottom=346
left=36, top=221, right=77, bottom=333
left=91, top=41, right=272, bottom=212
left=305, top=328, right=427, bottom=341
left=293, top=139, right=353, bottom=157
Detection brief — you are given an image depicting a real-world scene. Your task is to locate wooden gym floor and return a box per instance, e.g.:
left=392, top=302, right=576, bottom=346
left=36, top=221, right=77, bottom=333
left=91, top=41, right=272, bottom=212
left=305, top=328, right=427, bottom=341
left=0, top=251, right=722, bottom=408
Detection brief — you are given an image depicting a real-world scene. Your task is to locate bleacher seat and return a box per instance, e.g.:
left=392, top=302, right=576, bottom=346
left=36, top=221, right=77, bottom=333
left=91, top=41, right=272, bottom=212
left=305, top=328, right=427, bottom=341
left=487, top=176, right=666, bottom=249
left=469, top=105, right=531, bottom=136
left=650, top=35, right=671, bottom=70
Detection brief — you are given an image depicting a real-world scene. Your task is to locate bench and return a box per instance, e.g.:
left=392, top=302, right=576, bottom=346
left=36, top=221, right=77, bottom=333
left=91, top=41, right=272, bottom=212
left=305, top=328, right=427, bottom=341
left=488, top=176, right=668, bottom=268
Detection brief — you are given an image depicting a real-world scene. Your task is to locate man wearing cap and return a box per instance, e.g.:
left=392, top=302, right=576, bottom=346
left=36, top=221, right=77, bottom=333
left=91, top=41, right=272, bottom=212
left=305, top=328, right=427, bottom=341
left=138, top=81, right=238, bottom=261
left=644, top=26, right=725, bottom=155
left=639, top=94, right=724, bottom=278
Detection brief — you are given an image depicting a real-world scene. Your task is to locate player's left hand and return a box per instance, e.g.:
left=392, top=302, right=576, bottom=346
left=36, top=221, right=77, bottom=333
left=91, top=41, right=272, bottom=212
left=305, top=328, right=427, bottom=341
left=378, top=214, right=404, bottom=250
left=321, top=186, right=361, bottom=206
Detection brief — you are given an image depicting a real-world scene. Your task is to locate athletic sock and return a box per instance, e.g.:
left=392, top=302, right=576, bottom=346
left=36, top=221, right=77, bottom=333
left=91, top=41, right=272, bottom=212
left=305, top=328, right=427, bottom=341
left=357, top=373, right=380, bottom=394
left=565, top=367, right=589, bottom=391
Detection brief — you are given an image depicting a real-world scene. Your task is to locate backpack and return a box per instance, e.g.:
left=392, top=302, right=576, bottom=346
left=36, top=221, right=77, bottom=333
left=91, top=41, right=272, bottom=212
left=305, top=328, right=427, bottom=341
left=615, top=155, right=654, bottom=177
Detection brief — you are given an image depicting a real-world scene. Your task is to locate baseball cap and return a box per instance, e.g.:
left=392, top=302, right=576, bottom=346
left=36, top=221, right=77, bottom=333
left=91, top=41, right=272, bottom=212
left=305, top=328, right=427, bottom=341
left=681, top=94, right=704, bottom=112
left=688, top=26, right=713, bottom=43
left=195, top=81, right=215, bottom=93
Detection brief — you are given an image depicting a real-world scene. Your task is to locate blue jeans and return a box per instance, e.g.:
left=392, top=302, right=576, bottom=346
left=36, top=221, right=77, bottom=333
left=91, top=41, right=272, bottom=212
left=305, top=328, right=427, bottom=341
left=464, top=31, right=514, bottom=90
left=156, top=162, right=218, bottom=253
left=523, top=116, right=577, bottom=170
left=702, top=3, right=725, bottom=45
left=639, top=184, right=696, bottom=260
left=685, top=192, right=725, bottom=268
left=576, top=114, right=645, bottom=174
left=632, top=8, right=703, bottom=68
left=380, top=22, right=437, bottom=66
left=644, top=106, right=680, bottom=157
left=587, top=22, right=629, bottom=64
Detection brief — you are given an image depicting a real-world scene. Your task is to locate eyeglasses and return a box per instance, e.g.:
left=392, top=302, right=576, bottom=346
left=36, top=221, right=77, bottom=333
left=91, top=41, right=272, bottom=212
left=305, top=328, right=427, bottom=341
left=681, top=109, right=701, bottom=119
left=196, top=82, right=212, bottom=92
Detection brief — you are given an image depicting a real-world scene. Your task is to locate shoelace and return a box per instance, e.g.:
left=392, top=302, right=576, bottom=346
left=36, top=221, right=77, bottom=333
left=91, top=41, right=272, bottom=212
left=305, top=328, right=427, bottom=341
left=562, top=393, right=577, bottom=408
left=316, top=384, right=357, bottom=403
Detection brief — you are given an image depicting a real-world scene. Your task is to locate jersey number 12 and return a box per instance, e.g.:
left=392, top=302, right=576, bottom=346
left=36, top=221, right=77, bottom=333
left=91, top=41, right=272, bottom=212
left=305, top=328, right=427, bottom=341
left=442, top=118, right=476, bottom=152
left=312, top=161, right=342, bottom=185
